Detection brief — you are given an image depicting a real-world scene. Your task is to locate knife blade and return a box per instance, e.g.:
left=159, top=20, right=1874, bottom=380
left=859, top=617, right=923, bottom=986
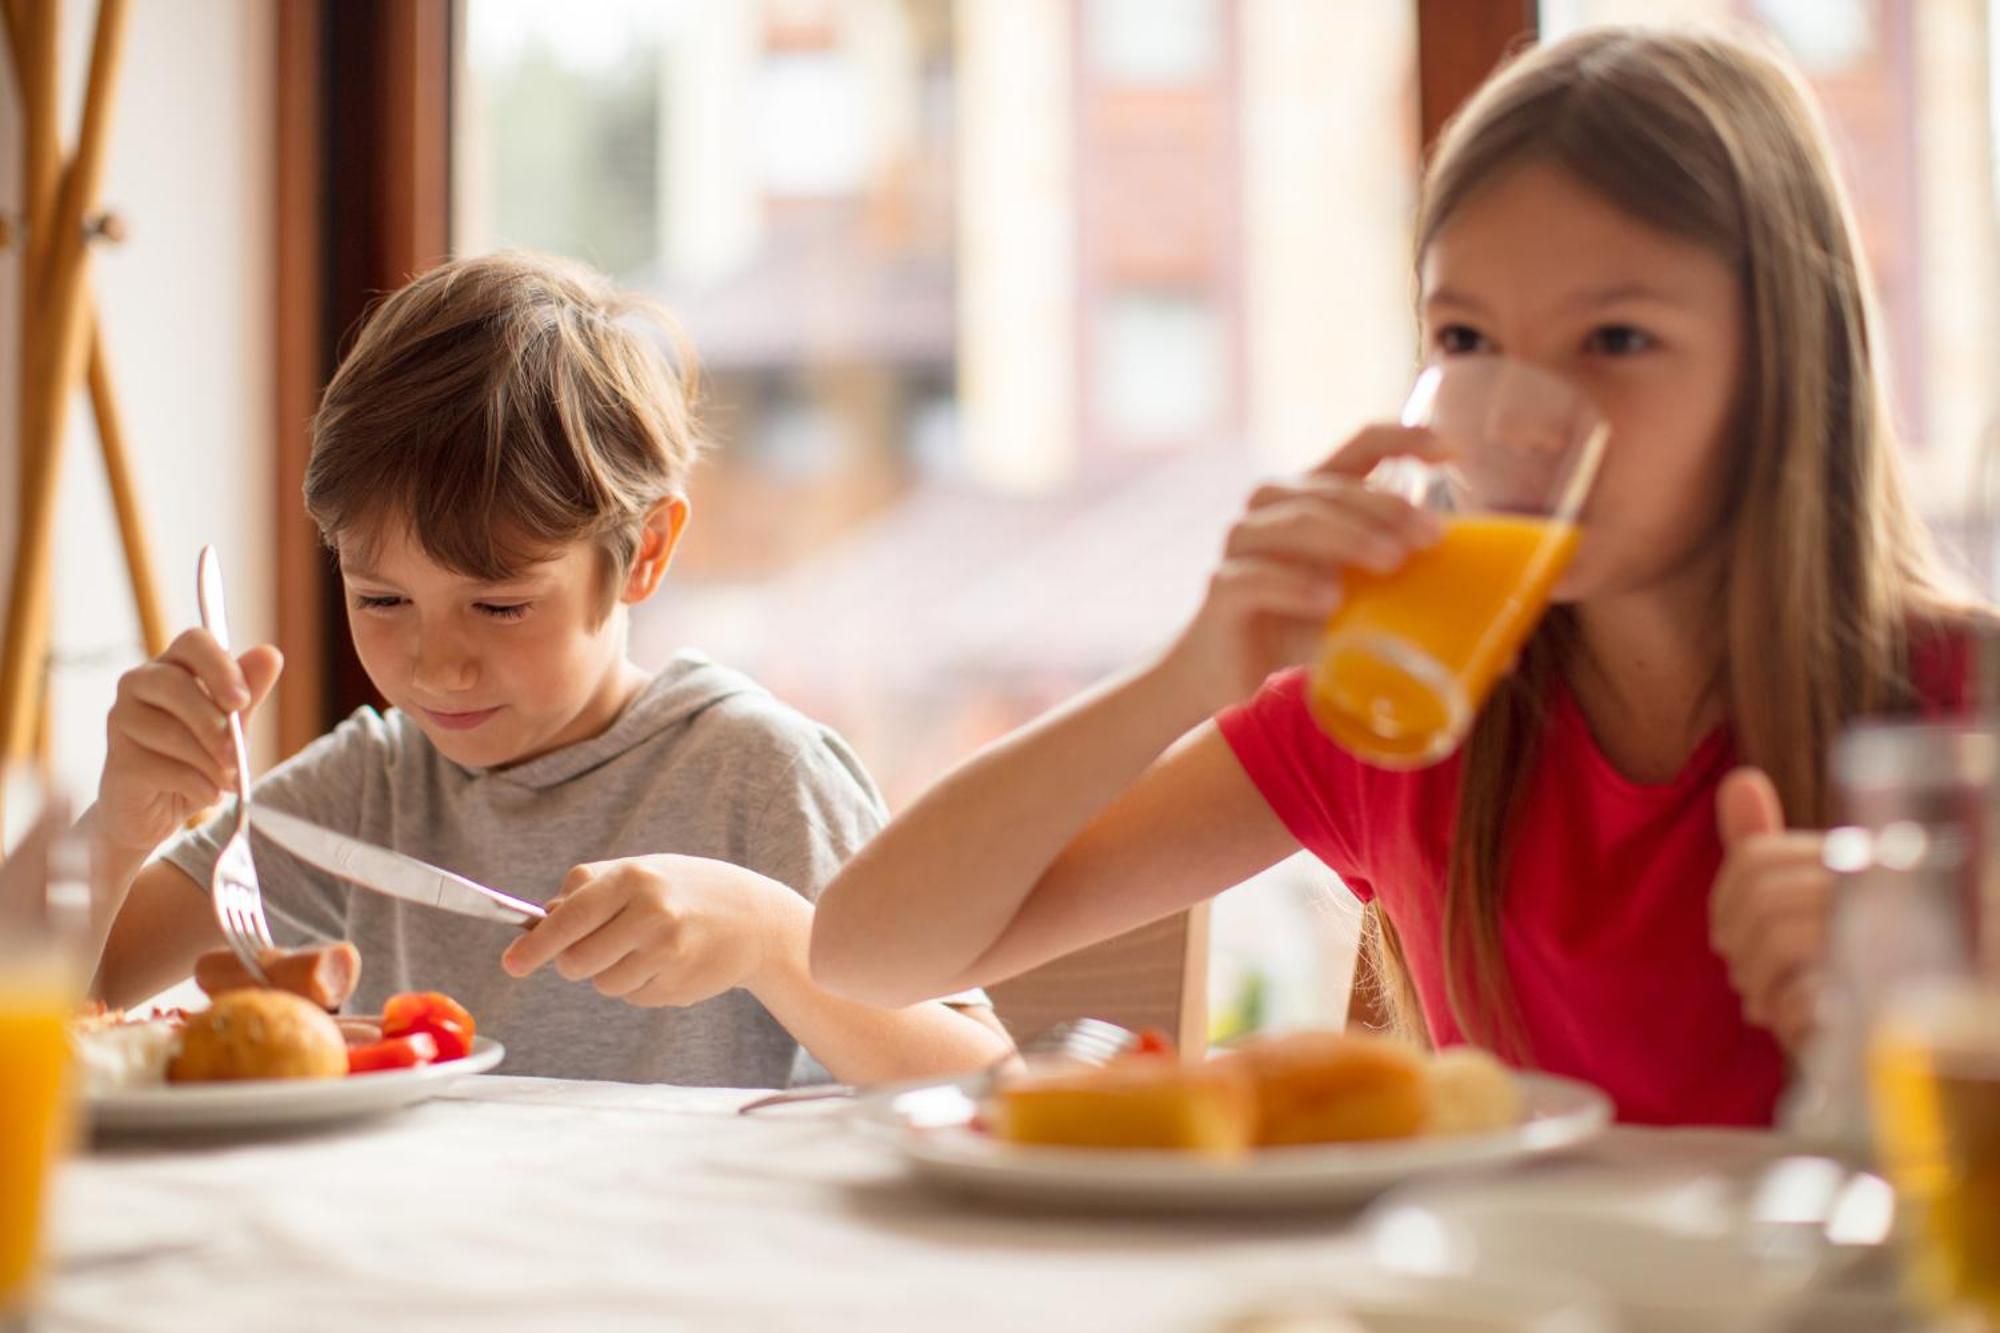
left=248, top=806, right=547, bottom=925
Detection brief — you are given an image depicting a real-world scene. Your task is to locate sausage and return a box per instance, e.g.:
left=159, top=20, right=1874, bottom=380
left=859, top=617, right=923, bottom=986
left=194, top=942, right=362, bottom=1012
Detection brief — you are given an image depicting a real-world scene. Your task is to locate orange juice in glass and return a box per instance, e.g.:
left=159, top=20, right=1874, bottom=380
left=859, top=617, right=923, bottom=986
left=0, top=792, right=84, bottom=1325
left=1869, top=983, right=2000, bottom=1328
left=1308, top=358, right=1606, bottom=767
left=0, top=960, right=74, bottom=1318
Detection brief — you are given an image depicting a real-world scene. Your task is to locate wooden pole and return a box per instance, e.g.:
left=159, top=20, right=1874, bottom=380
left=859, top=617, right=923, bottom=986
left=15, top=0, right=57, bottom=580
left=85, top=314, right=167, bottom=656
left=1, top=2, right=26, bottom=104
left=1415, top=0, right=1536, bottom=153
left=0, top=0, right=132, bottom=764
left=273, top=0, right=327, bottom=757
left=8, top=0, right=61, bottom=789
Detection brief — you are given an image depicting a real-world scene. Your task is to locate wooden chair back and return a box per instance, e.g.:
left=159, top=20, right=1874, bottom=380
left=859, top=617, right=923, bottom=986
left=983, top=905, right=1210, bottom=1054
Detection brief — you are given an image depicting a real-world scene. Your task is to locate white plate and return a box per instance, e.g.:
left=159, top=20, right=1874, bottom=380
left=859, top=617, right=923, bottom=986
left=861, top=1072, right=1612, bottom=1211
left=88, top=1037, right=505, bottom=1134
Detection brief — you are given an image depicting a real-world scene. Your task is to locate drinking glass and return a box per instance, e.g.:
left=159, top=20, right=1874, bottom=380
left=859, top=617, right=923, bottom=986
left=0, top=778, right=83, bottom=1327
left=1307, top=357, right=1607, bottom=767
left=1870, top=981, right=2000, bottom=1329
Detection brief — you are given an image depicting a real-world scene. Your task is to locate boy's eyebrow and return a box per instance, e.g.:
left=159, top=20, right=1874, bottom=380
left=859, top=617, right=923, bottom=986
left=337, top=561, right=552, bottom=593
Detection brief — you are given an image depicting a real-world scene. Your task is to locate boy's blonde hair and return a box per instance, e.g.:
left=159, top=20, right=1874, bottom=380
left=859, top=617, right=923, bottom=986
left=306, top=251, right=702, bottom=603
left=1365, top=26, right=1970, bottom=1054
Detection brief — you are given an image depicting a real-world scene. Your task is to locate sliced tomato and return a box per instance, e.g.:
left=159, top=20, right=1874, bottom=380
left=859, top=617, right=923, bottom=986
left=381, top=991, right=477, bottom=1062
left=346, top=1031, right=438, bottom=1075
left=1133, top=1029, right=1175, bottom=1057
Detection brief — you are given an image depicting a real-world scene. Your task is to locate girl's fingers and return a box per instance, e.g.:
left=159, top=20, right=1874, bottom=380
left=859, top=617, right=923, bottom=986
left=503, top=885, right=624, bottom=976
left=1228, top=503, right=1417, bottom=576
left=1289, top=478, right=1446, bottom=543
left=1710, top=850, right=1827, bottom=955
left=1736, top=911, right=1829, bottom=1009
left=1213, top=559, right=1343, bottom=624
left=1313, top=424, right=1449, bottom=479
left=1749, top=968, right=1821, bottom=1048
left=1770, top=974, right=1822, bottom=1051
left=1727, top=833, right=1829, bottom=878
left=1244, top=478, right=1443, bottom=547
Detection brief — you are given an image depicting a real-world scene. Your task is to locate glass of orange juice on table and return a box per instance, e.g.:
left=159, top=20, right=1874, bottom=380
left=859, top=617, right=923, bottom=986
left=0, top=788, right=85, bottom=1328
left=1870, top=982, right=2000, bottom=1329
left=1309, top=357, right=1606, bottom=766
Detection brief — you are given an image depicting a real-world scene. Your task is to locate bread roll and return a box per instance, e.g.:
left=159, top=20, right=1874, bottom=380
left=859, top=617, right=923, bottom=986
left=1423, top=1045, right=1523, bottom=1136
left=168, top=989, right=348, bottom=1082
left=1224, top=1031, right=1430, bottom=1146
left=996, top=1056, right=1257, bottom=1155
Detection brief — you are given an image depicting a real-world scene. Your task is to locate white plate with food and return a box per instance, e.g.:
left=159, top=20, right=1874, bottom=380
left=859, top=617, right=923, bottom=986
left=76, top=942, right=503, bottom=1134
left=87, top=1035, right=505, bottom=1133
left=859, top=1033, right=1614, bottom=1211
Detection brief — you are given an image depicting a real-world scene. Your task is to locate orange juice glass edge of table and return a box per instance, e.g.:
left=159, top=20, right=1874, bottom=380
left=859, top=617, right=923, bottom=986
left=1308, top=514, right=1581, bottom=768
left=1870, top=1017, right=2000, bottom=1323
left=0, top=972, right=76, bottom=1311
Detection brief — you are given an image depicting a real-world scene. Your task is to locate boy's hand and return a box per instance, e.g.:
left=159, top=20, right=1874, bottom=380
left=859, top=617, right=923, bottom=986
left=98, top=629, right=283, bottom=858
left=501, top=855, right=800, bottom=1008
left=1710, top=767, right=1829, bottom=1052
left=1160, top=425, right=1447, bottom=716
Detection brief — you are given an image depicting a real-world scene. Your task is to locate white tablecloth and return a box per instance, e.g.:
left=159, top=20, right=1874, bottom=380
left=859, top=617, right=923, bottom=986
left=37, top=1077, right=1905, bottom=1333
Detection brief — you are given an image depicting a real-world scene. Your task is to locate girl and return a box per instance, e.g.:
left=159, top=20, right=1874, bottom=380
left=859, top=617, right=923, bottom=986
left=809, top=26, right=1980, bottom=1126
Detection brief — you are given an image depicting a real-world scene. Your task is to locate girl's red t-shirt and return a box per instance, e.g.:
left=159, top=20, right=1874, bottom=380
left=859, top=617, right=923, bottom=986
left=1215, top=636, right=1972, bottom=1126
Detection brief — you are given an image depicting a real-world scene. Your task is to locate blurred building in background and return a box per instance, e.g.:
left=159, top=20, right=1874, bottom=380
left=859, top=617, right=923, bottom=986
left=455, top=0, right=1998, bottom=1035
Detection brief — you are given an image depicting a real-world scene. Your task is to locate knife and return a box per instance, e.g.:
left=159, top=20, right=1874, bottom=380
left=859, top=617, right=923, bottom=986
left=248, top=806, right=547, bottom=925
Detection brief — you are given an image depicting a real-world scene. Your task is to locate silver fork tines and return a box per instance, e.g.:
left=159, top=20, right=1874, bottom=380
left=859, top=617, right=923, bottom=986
left=736, top=1016, right=1139, bottom=1115
left=197, top=546, right=272, bottom=984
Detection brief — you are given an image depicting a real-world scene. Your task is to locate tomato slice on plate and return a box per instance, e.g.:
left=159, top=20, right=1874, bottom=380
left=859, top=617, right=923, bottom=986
left=381, top=991, right=477, bottom=1062
left=347, top=1031, right=438, bottom=1074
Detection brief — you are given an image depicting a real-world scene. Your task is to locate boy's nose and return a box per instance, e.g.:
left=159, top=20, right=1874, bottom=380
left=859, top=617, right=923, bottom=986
left=409, top=634, right=479, bottom=694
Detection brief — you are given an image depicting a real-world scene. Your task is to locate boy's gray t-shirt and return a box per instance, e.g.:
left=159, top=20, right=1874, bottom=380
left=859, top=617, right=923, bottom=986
left=161, top=652, right=922, bottom=1088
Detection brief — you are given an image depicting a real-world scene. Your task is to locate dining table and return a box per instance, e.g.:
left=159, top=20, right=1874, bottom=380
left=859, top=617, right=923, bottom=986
left=38, top=1074, right=1930, bottom=1332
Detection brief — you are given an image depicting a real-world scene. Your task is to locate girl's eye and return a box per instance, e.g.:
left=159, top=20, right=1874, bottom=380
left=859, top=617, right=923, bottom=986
left=1434, top=324, right=1490, bottom=356
left=475, top=602, right=530, bottom=621
left=1587, top=324, right=1655, bottom=355
left=354, top=594, right=405, bottom=611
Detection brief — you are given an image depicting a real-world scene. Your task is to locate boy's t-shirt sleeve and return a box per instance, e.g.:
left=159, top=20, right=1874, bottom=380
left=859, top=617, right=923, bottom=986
left=1214, top=668, right=1376, bottom=901
left=738, top=723, right=992, bottom=1009
left=156, top=708, right=392, bottom=947
left=740, top=725, right=888, bottom=905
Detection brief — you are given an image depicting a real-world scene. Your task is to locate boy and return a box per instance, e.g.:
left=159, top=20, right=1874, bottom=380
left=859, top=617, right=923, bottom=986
left=78, top=251, right=1010, bottom=1086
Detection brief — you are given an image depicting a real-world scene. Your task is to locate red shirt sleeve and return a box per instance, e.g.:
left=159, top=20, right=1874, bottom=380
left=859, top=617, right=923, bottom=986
left=1909, top=620, right=1976, bottom=715
left=1215, top=668, right=1378, bottom=902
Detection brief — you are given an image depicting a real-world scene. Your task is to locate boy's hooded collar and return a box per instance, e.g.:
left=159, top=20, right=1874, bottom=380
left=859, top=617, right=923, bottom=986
left=448, top=651, right=760, bottom=790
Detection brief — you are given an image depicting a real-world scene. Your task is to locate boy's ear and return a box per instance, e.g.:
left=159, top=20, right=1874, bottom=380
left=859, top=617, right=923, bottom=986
left=620, top=497, right=690, bottom=605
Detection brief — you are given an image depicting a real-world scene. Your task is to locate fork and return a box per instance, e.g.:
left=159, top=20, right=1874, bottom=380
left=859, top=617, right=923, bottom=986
left=736, top=1016, right=1138, bottom=1115
left=196, top=545, right=272, bottom=985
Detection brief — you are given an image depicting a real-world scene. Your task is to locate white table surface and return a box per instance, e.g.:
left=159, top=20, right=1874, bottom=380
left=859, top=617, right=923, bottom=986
left=37, top=1075, right=1912, bottom=1333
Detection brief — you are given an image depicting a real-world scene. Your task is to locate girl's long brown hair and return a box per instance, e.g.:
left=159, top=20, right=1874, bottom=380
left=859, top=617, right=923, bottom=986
left=1363, top=27, right=1970, bottom=1055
